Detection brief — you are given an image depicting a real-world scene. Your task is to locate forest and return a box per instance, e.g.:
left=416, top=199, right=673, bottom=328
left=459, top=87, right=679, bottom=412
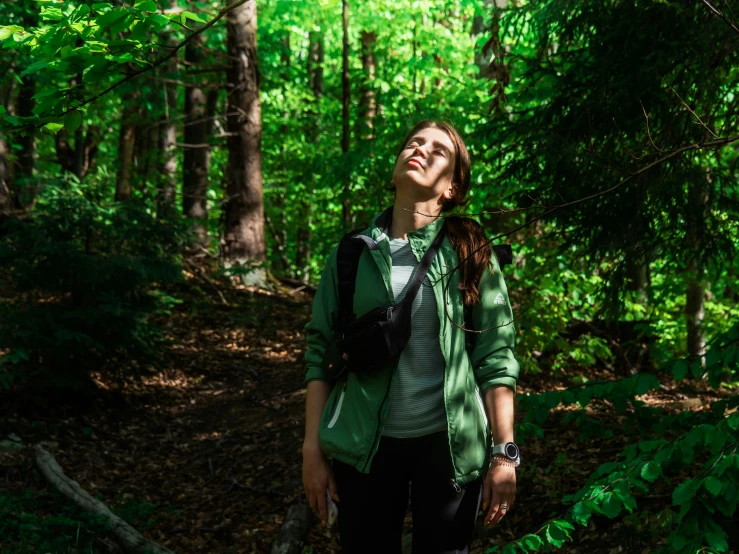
left=1, top=0, right=738, bottom=552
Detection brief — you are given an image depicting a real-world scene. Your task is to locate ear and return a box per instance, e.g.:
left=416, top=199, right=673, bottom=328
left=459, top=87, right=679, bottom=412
left=445, top=183, right=455, bottom=200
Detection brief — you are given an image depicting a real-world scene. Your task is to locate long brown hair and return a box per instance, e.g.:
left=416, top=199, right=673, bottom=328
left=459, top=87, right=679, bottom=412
left=393, top=120, right=492, bottom=305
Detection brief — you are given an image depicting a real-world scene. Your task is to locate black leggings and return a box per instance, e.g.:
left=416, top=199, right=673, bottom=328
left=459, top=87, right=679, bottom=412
left=332, top=430, right=483, bottom=554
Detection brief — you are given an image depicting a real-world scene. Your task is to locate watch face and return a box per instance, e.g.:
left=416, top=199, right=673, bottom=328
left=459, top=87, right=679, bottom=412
left=505, top=443, right=519, bottom=459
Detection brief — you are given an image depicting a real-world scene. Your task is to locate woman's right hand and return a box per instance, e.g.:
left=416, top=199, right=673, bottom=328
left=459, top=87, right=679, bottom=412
left=302, top=443, right=339, bottom=525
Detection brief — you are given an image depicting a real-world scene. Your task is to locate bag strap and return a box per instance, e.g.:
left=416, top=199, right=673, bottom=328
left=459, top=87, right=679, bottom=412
left=335, top=223, right=446, bottom=334
left=337, top=230, right=378, bottom=331
left=402, top=225, right=446, bottom=308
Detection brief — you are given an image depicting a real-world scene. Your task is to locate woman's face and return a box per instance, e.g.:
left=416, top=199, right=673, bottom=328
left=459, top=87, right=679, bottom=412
left=391, top=127, right=456, bottom=205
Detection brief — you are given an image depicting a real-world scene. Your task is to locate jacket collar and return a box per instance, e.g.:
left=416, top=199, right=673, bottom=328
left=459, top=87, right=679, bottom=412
left=366, top=205, right=447, bottom=255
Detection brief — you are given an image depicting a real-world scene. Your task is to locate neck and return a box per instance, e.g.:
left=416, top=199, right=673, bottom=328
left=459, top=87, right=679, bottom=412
left=388, top=199, right=442, bottom=240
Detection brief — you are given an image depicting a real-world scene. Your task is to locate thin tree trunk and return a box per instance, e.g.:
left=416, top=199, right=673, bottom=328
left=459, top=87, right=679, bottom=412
left=157, top=0, right=179, bottom=217
left=183, top=32, right=214, bottom=249
left=625, top=253, right=650, bottom=301
left=223, top=0, right=267, bottom=286
left=0, top=80, right=15, bottom=214
left=341, top=0, right=352, bottom=231
left=133, top=80, right=157, bottom=188
left=471, top=0, right=496, bottom=79
left=297, top=31, right=325, bottom=284
left=115, top=98, right=137, bottom=202
left=271, top=30, right=291, bottom=275
left=15, top=75, right=37, bottom=210
left=0, top=137, right=10, bottom=214
left=685, top=176, right=709, bottom=357
left=419, top=13, right=428, bottom=96
left=685, top=262, right=706, bottom=357
left=357, top=30, right=377, bottom=141
left=72, top=73, right=85, bottom=179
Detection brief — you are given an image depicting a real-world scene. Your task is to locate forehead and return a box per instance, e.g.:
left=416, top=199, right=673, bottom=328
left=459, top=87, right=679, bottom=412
left=408, top=127, right=455, bottom=152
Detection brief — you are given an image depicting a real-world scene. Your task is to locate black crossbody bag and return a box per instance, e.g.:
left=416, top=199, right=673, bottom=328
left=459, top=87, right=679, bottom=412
left=323, top=223, right=447, bottom=378
left=320, top=214, right=514, bottom=379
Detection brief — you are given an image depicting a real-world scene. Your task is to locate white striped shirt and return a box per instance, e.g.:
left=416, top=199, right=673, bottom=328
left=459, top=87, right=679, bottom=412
left=381, top=237, right=447, bottom=438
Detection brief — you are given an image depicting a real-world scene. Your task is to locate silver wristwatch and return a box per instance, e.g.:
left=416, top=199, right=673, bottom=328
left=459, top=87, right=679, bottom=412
left=491, top=442, right=520, bottom=467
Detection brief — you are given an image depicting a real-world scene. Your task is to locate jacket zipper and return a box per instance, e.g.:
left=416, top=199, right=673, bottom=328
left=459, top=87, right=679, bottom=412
left=327, top=381, right=347, bottom=429
left=361, top=362, right=396, bottom=472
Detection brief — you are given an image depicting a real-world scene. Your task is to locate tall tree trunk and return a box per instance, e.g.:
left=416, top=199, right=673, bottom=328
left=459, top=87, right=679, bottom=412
left=183, top=32, right=215, bottom=250
left=0, top=79, right=16, bottom=214
left=223, top=0, right=267, bottom=286
left=72, top=74, right=85, bottom=179
left=471, top=0, right=509, bottom=113
left=133, top=80, right=157, bottom=188
left=685, top=176, right=709, bottom=358
left=15, top=75, right=37, bottom=210
left=297, top=31, right=325, bottom=284
left=625, top=253, right=650, bottom=301
left=471, top=0, right=497, bottom=79
left=357, top=30, right=377, bottom=141
left=685, top=262, right=705, bottom=358
left=0, top=137, right=10, bottom=214
left=341, top=0, right=352, bottom=231
left=115, top=96, right=138, bottom=202
left=157, top=0, right=179, bottom=217
left=419, top=13, right=428, bottom=96
left=270, top=30, right=291, bottom=275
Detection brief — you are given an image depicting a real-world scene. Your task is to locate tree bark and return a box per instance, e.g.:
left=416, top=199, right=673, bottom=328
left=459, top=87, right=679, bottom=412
left=270, top=503, right=315, bottom=554
left=223, top=0, right=267, bottom=286
left=15, top=75, right=37, bottom=210
left=296, top=31, right=325, bottom=284
left=357, top=30, right=377, bottom=141
left=341, top=0, right=352, bottom=230
left=471, top=0, right=497, bottom=79
left=0, top=136, right=11, bottom=214
left=115, top=97, right=138, bottom=202
left=470, top=0, right=509, bottom=112
left=54, top=128, right=100, bottom=180
left=271, top=30, right=291, bottom=275
left=685, top=176, right=709, bottom=357
left=183, top=31, right=215, bottom=249
left=685, top=262, right=706, bottom=358
left=157, top=0, right=179, bottom=218
left=0, top=80, right=14, bottom=213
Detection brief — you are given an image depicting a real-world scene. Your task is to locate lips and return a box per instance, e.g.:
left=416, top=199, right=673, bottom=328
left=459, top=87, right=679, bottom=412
left=407, top=158, right=424, bottom=169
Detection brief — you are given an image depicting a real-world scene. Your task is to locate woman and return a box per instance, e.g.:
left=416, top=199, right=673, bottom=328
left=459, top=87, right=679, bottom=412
left=302, top=120, right=520, bottom=554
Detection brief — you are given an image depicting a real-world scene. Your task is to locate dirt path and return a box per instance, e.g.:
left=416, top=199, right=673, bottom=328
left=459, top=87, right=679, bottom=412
left=0, top=276, right=723, bottom=553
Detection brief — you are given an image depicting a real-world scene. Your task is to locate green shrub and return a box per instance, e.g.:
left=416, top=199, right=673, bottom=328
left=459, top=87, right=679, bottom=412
left=0, top=191, right=187, bottom=392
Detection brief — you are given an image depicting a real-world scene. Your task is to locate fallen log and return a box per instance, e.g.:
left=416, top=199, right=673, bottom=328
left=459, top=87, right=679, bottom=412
left=270, top=502, right=315, bottom=554
left=33, top=444, right=176, bottom=554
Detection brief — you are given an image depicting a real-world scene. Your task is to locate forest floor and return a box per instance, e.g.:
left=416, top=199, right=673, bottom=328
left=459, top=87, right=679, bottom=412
left=0, top=267, right=729, bottom=554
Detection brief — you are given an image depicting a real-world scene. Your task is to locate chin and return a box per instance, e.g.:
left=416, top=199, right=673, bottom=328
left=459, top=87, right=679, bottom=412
left=394, top=171, right=425, bottom=189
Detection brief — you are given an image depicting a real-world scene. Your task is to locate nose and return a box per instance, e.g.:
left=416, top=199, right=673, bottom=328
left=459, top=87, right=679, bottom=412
left=413, top=145, right=428, bottom=158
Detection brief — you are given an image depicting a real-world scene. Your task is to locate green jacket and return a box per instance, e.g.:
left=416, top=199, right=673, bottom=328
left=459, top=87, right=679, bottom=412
left=303, top=208, right=520, bottom=486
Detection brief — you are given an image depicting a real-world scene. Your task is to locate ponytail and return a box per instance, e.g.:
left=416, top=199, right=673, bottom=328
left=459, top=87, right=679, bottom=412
left=444, top=215, right=492, bottom=305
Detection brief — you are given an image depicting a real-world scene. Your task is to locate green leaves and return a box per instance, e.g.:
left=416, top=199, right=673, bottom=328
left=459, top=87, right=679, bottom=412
left=640, top=461, right=660, bottom=482
left=63, top=110, right=83, bottom=134
left=704, top=476, right=722, bottom=496
left=0, top=27, right=14, bottom=41
left=599, top=492, right=622, bottom=519
left=135, top=0, right=158, bottom=11
left=181, top=11, right=206, bottom=24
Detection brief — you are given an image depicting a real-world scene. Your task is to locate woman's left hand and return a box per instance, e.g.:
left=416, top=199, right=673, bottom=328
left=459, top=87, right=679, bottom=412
left=481, top=461, right=516, bottom=527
